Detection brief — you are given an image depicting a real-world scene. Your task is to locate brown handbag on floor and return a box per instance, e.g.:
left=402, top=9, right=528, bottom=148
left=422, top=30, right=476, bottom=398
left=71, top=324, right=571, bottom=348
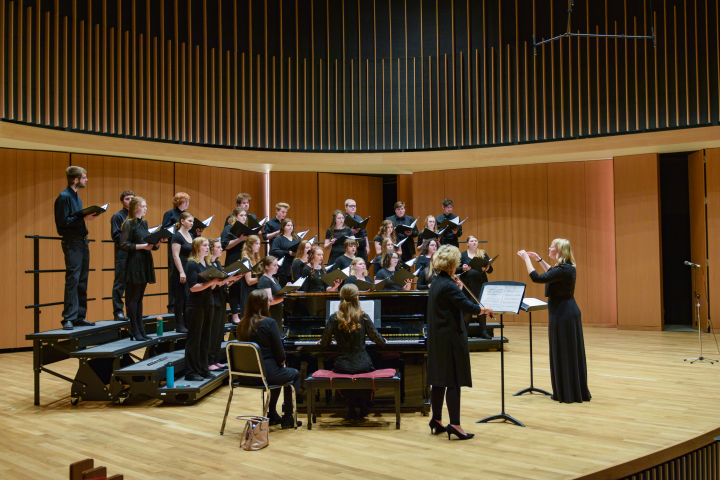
left=237, top=416, right=269, bottom=450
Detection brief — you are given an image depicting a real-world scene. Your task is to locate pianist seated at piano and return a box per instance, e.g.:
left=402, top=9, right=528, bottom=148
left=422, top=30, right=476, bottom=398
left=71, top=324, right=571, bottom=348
left=301, top=246, right=343, bottom=293
left=375, top=251, right=412, bottom=291
left=372, top=238, right=395, bottom=276
left=236, top=289, right=302, bottom=429
left=343, top=257, right=373, bottom=288
left=331, top=239, right=358, bottom=272
left=320, top=284, right=387, bottom=418
left=416, top=258, right=436, bottom=290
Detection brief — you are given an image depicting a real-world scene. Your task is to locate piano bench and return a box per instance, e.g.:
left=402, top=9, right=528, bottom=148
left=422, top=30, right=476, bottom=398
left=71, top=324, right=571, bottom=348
left=305, top=369, right=401, bottom=430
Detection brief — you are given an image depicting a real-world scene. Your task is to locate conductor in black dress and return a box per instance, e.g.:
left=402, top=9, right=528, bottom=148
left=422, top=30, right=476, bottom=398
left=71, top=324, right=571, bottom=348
left=518, top=239, right=591, bottom=404
left=54, top=166, right=98, bottom=330
left=110, top=190, right=134, bottom=321
left=427, top=245, right=493, bottom=440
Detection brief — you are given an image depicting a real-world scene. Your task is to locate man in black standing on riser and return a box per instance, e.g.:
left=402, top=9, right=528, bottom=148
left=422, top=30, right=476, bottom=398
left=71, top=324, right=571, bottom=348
left=110, top=190, right=135, bottom=321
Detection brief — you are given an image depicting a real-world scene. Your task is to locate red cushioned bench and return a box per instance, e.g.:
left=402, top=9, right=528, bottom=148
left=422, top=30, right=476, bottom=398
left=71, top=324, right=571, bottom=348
left=305, top=369, right=401, bottom=430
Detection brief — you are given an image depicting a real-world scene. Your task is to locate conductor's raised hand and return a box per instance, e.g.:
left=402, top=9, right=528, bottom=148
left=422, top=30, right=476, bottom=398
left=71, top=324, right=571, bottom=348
left=526, top=251, right=541, bottom=261
left=517, top=249, right=530, bottom=260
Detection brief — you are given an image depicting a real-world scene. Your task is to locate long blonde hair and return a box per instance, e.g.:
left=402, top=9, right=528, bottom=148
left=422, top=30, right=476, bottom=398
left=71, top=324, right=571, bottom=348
left=336, top=284, right=363, bottom=332
left=376, top=220, right=397, bottom=243
left=423, top=215, right=439, bottom=233
left=241, top=235, right=263, bottom=273
left=227, top=207, right=247, bottom=226
left=187, top=237, right=208, bottom=263
left=466, top=235, right=486, bottom=257
left=123, top=196, right=146, bottom=227
left=349, top=257, right=368, bottom=278
left=552, top=238, right=577, bottom=266
left=206, top=238, right=222, bottom=265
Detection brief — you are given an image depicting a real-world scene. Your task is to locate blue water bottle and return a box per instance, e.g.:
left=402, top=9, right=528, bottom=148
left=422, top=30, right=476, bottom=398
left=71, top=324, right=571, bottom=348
left=166, top=363, right=175, bottom=388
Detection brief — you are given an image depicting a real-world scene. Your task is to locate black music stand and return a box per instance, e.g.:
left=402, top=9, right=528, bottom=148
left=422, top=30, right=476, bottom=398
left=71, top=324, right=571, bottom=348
left=476, top=281, right=526, bottom=427
left=514, top=299, right=552, bottom=397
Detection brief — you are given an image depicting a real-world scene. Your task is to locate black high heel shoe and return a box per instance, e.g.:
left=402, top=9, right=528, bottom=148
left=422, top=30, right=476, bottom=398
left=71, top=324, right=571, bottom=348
left=429, top=419, right=447, bottom=435
left=446, top=425, right=474, bottom=440
left=138, top=331, right=151, bottom=341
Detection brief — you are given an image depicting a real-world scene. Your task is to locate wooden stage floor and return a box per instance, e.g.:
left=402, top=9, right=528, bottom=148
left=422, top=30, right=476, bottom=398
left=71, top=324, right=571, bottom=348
left=1, top=326, right=719, bottom=480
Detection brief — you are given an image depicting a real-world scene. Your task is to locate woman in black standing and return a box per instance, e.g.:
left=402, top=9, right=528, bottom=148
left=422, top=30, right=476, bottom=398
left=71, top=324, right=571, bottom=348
left=457, top=235, right=493, bottom=340
left=343, top=257, right=373, bottom=288
left=301, top=246, right=343, bottom=293
left=427, top=245, right=493, bottom=440
left=270, top=218, right=299, bottom=286
left=120, top=197, right=163, bottom=340
left=207, top=238, right=240, bottom=372
left=238, top=235, right=263, bottom=321
left=257, top=256, right=286, bottom=330
left=221, top=207, right=249, bottom=324
left=291, top=239, right=312, bottom=282
left=415, top=238, right=439, bottom=273
left=374, top=251, right=412, bottom=291
left=518, top=239, right=591, bottom=404
left=320, top=284, right=387, bottom=418
left=331, top=239, right=358, bottom=272
left=184, top=237, right=221, bottom=381
left=237, top=289, right=301, bottom=428
left=373, top=220, right=397, bottom=257
left=325, top=210, right=352, bottom=265
left=416, top=258, right=437, bottom=291
left=171, top=212, right=195, bottom=333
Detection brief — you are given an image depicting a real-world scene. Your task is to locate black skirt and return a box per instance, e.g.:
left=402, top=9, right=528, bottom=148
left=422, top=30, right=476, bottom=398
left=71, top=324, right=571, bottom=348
left=547, top=296, right=592, bottom=403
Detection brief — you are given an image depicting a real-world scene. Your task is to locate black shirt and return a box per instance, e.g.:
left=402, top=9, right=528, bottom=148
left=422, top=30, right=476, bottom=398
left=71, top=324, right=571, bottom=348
left=417, top=267, right=436, bottom=290
left=320, top=313, right=386, bottom=374
left=210, top=259, right=227, bottom=307
left=346, top=213, right=369, bottom=253
left=170, top=231, right=194, bottom=272
left=263, top=216, right=282, bottom=247
left=54, top=186, right=88, bottom=238
left=436, top=213, right=462, bottom=247
left=385, top=214, right=418, bottom=261
left=270, top=235, right=299, bottom=278
left=291, top=258, right=306, bottom=282
left=455, top=251, right=493, bottom=300
left=301, top=265, right=327, bottom=292
left=246, top=317, right=286, bottom=367
left=343, top=275, right=373, bottom=288
left=325, top=227, right=352, bottom=264
left=111, top=208, right=129, bottom=249
left=221, top=224, right=245, bottom=266
left=375, top=268, right=404, bottom=291
left=331, top=254, right=354, bottom=272
left=530, top=263, right=577, bottom=298
left=224, top=212, right=258, bottom=228
left=162, top=207, right=184, bottom=257
left=185, top=260, right=214, bottom=306
left=257, top=275, right=284, bottom=325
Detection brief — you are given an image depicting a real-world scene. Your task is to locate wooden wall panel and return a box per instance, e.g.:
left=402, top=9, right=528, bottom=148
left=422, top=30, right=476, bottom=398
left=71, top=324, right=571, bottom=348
left=510, top=163, right=549, bottom=325
left=269, top=172, right=320, bottom=245
left=614, top=153, right=663, bottom=330
left=687, top=150, right=708, bottom=329
left=1, top=149, right=17, bottom=349
left=547, top=162, right=587, bottom=324
left=240, top=170, right=269, bottom=221
left=317, top=173, right=384, bottom=257
left=411, top=171, right=445, bottom=229
left=706, top=148, right=720, bottom=336
left=584, top=160, right=617, bottom=327
left=476, top=166, right=514, bottom=296
left=443, top=168, right=479, bottom=246
left=397, top=174, right=414, bottom=216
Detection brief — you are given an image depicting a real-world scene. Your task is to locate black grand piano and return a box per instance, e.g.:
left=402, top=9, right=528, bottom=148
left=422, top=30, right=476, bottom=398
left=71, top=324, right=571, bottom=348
left=283, top=290, right=430, bottom=413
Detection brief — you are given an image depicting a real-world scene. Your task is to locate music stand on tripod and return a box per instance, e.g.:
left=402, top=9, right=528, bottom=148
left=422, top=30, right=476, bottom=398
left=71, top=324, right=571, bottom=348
left=514, top=298, right=552, bottom=397
left=476, top=281, right=526, bottom=427
left=684, top=262, right=717, bottom=364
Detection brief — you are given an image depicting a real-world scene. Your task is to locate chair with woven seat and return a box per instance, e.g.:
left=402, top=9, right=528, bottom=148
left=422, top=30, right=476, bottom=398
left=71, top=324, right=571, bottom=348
left=220, top=341, right=297, bottom=435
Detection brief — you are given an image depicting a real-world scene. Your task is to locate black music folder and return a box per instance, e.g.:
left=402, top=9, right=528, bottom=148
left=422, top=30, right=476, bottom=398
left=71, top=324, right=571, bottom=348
left=344, top=215, right=370, bottom=230
left=439, top=216, right=468, bottom=230
left=419, top=227, right=445, bottom=241
left=396, top=218, right=418, bottom=231
left=198, top=266, right=229, bottom=281
left=142, top=225, right=175, bottom=244
left=354, top=279, right=387, bottom=291
left=247, top=215, right=268, bottom=229
left=320, top=267, right=349, bottom=287
left=223, top=259, right=251, bottom=275
left=274, top=277, right=305, bottom=296
left=297, top=229, right=310, bottom=239
left=72, top=203, right=109, bottom=217
left=390, top=267, right=415, bottom=286
left=190, top=215, right=214, bottom=236
left=468, top=254, right=499, bottom=271
left=335, top=234, right=358, bottom=245
left=393, top=237, right=408, bottom=249
left=230, top=220, right=264, bottom=237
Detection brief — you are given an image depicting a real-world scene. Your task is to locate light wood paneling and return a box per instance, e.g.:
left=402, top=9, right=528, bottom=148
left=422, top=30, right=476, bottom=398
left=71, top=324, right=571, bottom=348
left=547, top=162, right=587, bottom=324
left=687, top=150, right=708, bottom=330
left=411, top=171, right=445, bottom=228
left=443, top=168, right=478, bottom=245
left=397, top=174, right=414, bottom=215
left=270, top=172, right=320, bottom=244
left=317, top=173, right=384, bottom=256
left=1, top=149, right=17, bottom=349
left=706, top=148, right=720, bottom=336
left=510, top=163, right=549, bottom=325
left=614, top=153, right=663, bottom=330
left=584, top=160, right=617, bottom=327
left=475, top=166, right=514, bottom=296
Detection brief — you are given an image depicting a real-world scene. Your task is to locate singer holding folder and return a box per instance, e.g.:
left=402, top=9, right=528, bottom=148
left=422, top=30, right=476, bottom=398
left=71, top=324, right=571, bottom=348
left=325, top=210, right=352, bottom=264
left=222, top=208, right=249, bottom=323
left=270, top=219, right=300, bottom=286
left=457, top=236, right=493, bottom=340
left=517, top=239, right=591, bottom=404
left=427, top=245, right=493, bottom=440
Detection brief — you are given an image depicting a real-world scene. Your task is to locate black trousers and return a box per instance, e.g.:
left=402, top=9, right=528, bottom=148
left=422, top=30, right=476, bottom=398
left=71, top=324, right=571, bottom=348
left=265, top=363, right=301, bottom=416
left=125, top=282, right=148, bottom=335
left=208, top=303, right=227, bottom=365
left=185, top=304, right=214, bottom=377
left=431, top=385, right=461, bottom=426
left=61, top=237, right=90, bottom=324
left=112, top=248, right=127, bottom=315
left=173, top=271, right=188, bottom=325
left=167, top=253, right=176, bottom=311
left=227, top=281, right=243, bottom=315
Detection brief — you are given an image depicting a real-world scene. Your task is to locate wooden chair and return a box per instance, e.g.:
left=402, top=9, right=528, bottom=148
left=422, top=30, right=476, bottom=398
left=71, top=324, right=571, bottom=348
left=69, top=458, right=123, bottom=480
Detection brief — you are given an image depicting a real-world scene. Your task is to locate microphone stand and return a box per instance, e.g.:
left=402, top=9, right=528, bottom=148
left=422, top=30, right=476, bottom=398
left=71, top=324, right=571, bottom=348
left=684, top=263, right=717, bottom=364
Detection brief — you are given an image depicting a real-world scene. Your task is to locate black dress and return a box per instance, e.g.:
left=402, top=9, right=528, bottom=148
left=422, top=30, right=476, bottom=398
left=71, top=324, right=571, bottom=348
left=257, top=275, right=284, bottom=329
left=120, top=219, right=159, bottom=284
left=221, top=224, right=245, bottom=315
left=238, top=257, right=259, bottom=315
left=530, top=263, right=591, bottom=404
left=416, top=267, right=436, bottom=290
left=325, top=227, right=352, bottom=264
left=456, top=251, right=493, bottom=332
left=331, top=254, right=354, bottom=272
left=184, top=260, right=214, bottom=378
left=170, top=231, right=193, bottom=302
left=343, top=275, right=373, bottom=288
left=426, top=271, right=481, bottom=388
left=291, top=258, right=306, bottom=282
left=321, top=313, right=385, bottom=373
left=415, top=255, right=432, bottom=274
left=436, top=212, right=462, bottom=248
left=208, top=259, right=228, bottom=365
left=270, top=235, right=298, bottom=285
left=300, top=265, right=327, bottom=293
left=374, top=268, right=403, bottom=291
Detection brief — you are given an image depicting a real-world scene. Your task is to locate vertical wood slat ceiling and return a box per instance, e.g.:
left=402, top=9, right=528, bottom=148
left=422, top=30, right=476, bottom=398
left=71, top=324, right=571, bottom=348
left=0, top=0, right=718, bottom=154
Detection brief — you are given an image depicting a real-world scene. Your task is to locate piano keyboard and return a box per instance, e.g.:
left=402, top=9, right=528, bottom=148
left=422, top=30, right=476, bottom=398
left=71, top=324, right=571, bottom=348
left=290, top=339, right=423, bottom=346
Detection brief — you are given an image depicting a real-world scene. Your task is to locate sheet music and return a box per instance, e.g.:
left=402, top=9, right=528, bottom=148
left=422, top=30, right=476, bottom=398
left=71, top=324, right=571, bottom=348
left=297, top=229, right=310, bottom=239
left=148, top=225, right=160, bottom=234
left=480, top=284, right=526, bottom=314
left=327, top=300, right=376, bottom=323
left=522, top=297, right=547, bottom=308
